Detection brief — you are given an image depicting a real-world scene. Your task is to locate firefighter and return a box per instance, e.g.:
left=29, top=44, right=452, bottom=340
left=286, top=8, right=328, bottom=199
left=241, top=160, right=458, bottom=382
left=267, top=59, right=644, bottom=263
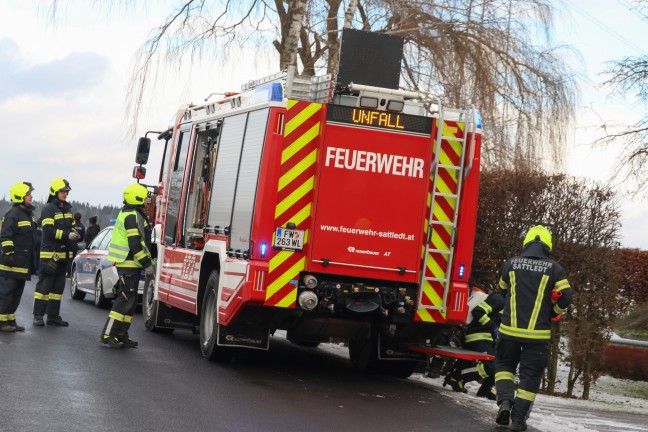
left=444, top=287, right=503, bottom=399
left=100, top=183, right=154, bottom=348
left=494, top=225, right=573, bottom=432
left=33, top=178, right=79, bottom=327
left=0, top=182, right=37, bottom=332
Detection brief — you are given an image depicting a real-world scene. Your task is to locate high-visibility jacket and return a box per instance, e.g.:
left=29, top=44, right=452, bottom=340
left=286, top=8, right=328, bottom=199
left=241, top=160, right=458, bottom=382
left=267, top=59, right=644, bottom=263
left=107, top=205, right=153, bottom=269
left=464, top=293, right=504, bottom=344
left=0, top=204, right=37, bottom=280
left=498, top=241, right=573, bottom=341
left=39, top=198, right=74, bottom=261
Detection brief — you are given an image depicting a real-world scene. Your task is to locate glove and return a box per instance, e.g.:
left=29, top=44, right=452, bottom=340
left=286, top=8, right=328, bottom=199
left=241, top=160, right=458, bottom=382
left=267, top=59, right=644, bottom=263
left=69, top=230, right=81, bottom=241
left=551, top=314, right=561, bottom=323
left=491, top=326, right=499, bottom=341
left=144, top=266, right=155, bottom=277
left=111, top=280, right=120, bottom=296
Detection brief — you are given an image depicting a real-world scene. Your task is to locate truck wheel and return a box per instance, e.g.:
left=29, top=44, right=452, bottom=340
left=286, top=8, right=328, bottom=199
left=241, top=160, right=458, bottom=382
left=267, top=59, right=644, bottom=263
left=143, top=277, right=173, bottom=333
left=349, top=334, right=417, bottom=378
left=349, top=336, right=380, bottom=373
left=200, top=270, right=229, bottom=361
left=379, top=360, right=417, bottom=379
left=69, top=265, right=86, bottom=300
left=289, top=340, right=321, bottom=348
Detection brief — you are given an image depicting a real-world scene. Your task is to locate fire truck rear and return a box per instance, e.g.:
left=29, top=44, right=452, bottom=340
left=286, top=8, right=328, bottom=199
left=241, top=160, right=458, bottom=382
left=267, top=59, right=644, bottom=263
left=134, top=30, right=485, bottom=376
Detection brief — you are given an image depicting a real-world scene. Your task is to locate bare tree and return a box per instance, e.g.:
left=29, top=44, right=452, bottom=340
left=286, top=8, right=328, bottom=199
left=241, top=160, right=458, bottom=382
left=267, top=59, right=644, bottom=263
left=596, top=0, right=648, bottom=194
left=48, top=0, right=577, bottom=171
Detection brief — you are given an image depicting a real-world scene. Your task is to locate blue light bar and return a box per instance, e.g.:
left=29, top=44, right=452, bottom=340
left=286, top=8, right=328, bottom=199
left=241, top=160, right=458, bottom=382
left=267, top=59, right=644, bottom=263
left=254, top=83, right=284, bottom=103
left=459, top=264, right=465, bottom=279
left=260, top=241, right=267, bottom=258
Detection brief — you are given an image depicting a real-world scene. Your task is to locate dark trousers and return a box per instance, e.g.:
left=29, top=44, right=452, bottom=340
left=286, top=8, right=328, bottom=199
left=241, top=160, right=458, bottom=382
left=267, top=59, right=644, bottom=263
left=495, top=337, right=550, bottom=422
left=102, top=269, right=139, bottom=338
left=33, top=260, right=68, bottom=317
left=0, top=277, right=26, bottom=321
left=456, top=338, right=495, bottom=383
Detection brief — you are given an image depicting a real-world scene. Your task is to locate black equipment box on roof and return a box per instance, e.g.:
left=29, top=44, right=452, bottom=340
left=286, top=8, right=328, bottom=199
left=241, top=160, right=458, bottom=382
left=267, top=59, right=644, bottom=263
left=336, top=28, right=404, bottom=91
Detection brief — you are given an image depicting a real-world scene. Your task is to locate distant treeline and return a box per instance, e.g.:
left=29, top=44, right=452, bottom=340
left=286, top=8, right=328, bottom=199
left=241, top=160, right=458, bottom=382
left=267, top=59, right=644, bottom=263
left=0, top=198, right=120, bottom=230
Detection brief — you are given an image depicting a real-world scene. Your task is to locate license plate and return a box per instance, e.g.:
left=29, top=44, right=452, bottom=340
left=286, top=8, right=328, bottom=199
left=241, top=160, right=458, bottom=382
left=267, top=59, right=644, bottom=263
left=273, top=227, right=305, bottom=251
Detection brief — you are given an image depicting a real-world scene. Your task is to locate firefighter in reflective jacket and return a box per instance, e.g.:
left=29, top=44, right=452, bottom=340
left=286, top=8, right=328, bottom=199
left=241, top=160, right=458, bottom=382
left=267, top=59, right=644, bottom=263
left=33, top=178, right=79, bottom=327
left=494, top=226, right=573, bottom=432
left=0, top=182, right=37, bottom=332
left=100, top=184, right=154, bottom=348
left=444, top=289, right=504, bottom=399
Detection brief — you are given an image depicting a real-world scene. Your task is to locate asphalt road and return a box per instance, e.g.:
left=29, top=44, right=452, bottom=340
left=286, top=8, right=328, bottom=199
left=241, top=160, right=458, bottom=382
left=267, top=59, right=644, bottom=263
left=1, top=280, right=518, bottom=432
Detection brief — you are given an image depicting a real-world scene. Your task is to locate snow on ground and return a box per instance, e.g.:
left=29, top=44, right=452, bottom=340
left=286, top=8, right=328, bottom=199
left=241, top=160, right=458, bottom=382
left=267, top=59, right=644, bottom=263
left=317, top=339, right=648, bottom=432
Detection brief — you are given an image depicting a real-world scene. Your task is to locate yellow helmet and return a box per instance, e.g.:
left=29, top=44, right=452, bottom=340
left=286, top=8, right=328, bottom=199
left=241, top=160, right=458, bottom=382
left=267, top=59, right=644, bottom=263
left=123, top=183, right=148, bottom=206
left=10, top=181, right=34, bottom=204
left=523, top=225, right=552, bottom=251
left=50, top=178, right=71, bottom=196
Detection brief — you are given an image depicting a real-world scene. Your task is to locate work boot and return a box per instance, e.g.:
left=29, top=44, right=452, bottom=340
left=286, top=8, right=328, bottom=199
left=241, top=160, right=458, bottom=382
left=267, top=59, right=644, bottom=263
left=476, top=384, right=496, bottom=400
left=100, top=335, right=124, bottom=348
left=510, top=420, right=527, bottom=431
left=496, top=400, right=512, bottom=426
left=426, top=356, right=444, bottom=378
left=8, top=320, right=25, bottom=332
left=119, top=337, right=138, bottom=348
left=443, top=373, right=468, bottom=393
left=0, top=322, right=17, bottom=332
left=46, top=316, right=69, bottom=327
left=33, top=314, right=45, bottom=327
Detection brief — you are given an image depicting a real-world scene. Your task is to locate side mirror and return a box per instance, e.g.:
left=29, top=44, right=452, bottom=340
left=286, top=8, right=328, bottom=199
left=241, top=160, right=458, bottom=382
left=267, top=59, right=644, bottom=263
left=136, top=137, right=151, bottom=165
left=132, top=165, right=147, bottom=180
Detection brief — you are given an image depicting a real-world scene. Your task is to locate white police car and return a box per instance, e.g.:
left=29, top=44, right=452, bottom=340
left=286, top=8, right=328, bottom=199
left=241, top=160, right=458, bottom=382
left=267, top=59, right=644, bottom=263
left=69, top=226, right=145, bottom=308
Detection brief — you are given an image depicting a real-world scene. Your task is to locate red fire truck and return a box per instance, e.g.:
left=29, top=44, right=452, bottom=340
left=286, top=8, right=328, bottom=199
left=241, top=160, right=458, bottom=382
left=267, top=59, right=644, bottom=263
left=133, top=32, right=486, bottom=376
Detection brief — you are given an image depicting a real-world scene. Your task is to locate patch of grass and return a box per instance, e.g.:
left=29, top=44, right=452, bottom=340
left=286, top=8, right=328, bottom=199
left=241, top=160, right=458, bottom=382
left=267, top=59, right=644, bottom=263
left=615, top=302, right=648, bottom=337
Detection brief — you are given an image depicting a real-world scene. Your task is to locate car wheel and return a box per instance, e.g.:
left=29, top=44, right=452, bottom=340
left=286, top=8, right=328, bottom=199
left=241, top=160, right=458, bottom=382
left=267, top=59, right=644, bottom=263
left=69, top=265, right=86, bottom=300
left=94, top=272, right=111, bottom=309
left=143, top=277, right=173, bottom=333
left=200, top=271, right=229, bottom=361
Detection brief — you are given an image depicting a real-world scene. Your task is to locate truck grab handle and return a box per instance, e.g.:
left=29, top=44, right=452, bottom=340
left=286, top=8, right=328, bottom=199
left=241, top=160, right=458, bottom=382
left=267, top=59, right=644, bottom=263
left=463, top=109, right=477, bottom=179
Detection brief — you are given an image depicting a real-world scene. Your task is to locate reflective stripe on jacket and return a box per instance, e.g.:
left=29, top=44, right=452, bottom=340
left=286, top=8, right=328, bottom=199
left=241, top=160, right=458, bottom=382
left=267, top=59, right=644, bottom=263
left=107, top=206, right=153, bottom=269
left=498, top=241, right=573, bottom=341
left=465, top=293, right=504, bottom=343
left=39, top=199, right=74, bottom=260
left=0, top=204, right=37, bottom=280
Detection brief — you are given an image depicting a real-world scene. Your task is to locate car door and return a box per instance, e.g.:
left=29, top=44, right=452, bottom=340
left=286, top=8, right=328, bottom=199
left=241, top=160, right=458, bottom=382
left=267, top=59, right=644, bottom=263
left=97, top=228, right=117, bottom=292
left=78, top=228, right=109, bottom=288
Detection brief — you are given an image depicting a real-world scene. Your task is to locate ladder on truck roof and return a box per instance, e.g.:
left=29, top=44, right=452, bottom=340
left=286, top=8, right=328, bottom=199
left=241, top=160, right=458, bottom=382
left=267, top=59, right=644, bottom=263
left=418, top=105, right=478, bottom=314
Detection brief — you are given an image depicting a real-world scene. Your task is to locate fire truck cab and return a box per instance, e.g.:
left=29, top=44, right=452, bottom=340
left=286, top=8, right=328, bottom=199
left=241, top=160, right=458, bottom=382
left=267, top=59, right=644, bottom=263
left=134, top=30, right=485, bottom=376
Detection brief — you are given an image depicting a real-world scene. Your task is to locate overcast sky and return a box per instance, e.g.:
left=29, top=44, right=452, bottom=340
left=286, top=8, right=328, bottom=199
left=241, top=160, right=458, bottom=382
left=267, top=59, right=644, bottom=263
left=0, top=0, right=647, bottom=248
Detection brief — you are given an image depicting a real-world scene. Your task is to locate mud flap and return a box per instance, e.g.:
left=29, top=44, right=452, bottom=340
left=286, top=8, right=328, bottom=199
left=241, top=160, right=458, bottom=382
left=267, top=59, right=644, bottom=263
left=408, top=345, right=495, bottom=361
left=217, top=322, right=270, bottom=350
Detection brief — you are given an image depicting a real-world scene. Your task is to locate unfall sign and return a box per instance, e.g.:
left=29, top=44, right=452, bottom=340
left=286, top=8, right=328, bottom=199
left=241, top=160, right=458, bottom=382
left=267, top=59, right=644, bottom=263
left=327, top=105, right=433, bottom=135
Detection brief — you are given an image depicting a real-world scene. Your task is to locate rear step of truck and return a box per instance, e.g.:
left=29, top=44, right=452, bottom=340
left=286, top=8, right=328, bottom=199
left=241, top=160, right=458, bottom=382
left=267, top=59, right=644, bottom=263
left=408, top=345, right=494, bottom=361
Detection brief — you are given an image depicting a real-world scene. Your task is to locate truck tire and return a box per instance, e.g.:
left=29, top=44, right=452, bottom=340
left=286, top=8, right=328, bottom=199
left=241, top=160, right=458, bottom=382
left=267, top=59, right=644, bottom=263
left=69, top=265, right=86, bottom=300
left=289, top=340, right=321, bottom=348
left=200, top=270, right=229, bottom=361
left=143, top=277, right=174, bottom=333
left=349, top=333, right=417, bottom=378
left=349, top=336, right=380, bottom=373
